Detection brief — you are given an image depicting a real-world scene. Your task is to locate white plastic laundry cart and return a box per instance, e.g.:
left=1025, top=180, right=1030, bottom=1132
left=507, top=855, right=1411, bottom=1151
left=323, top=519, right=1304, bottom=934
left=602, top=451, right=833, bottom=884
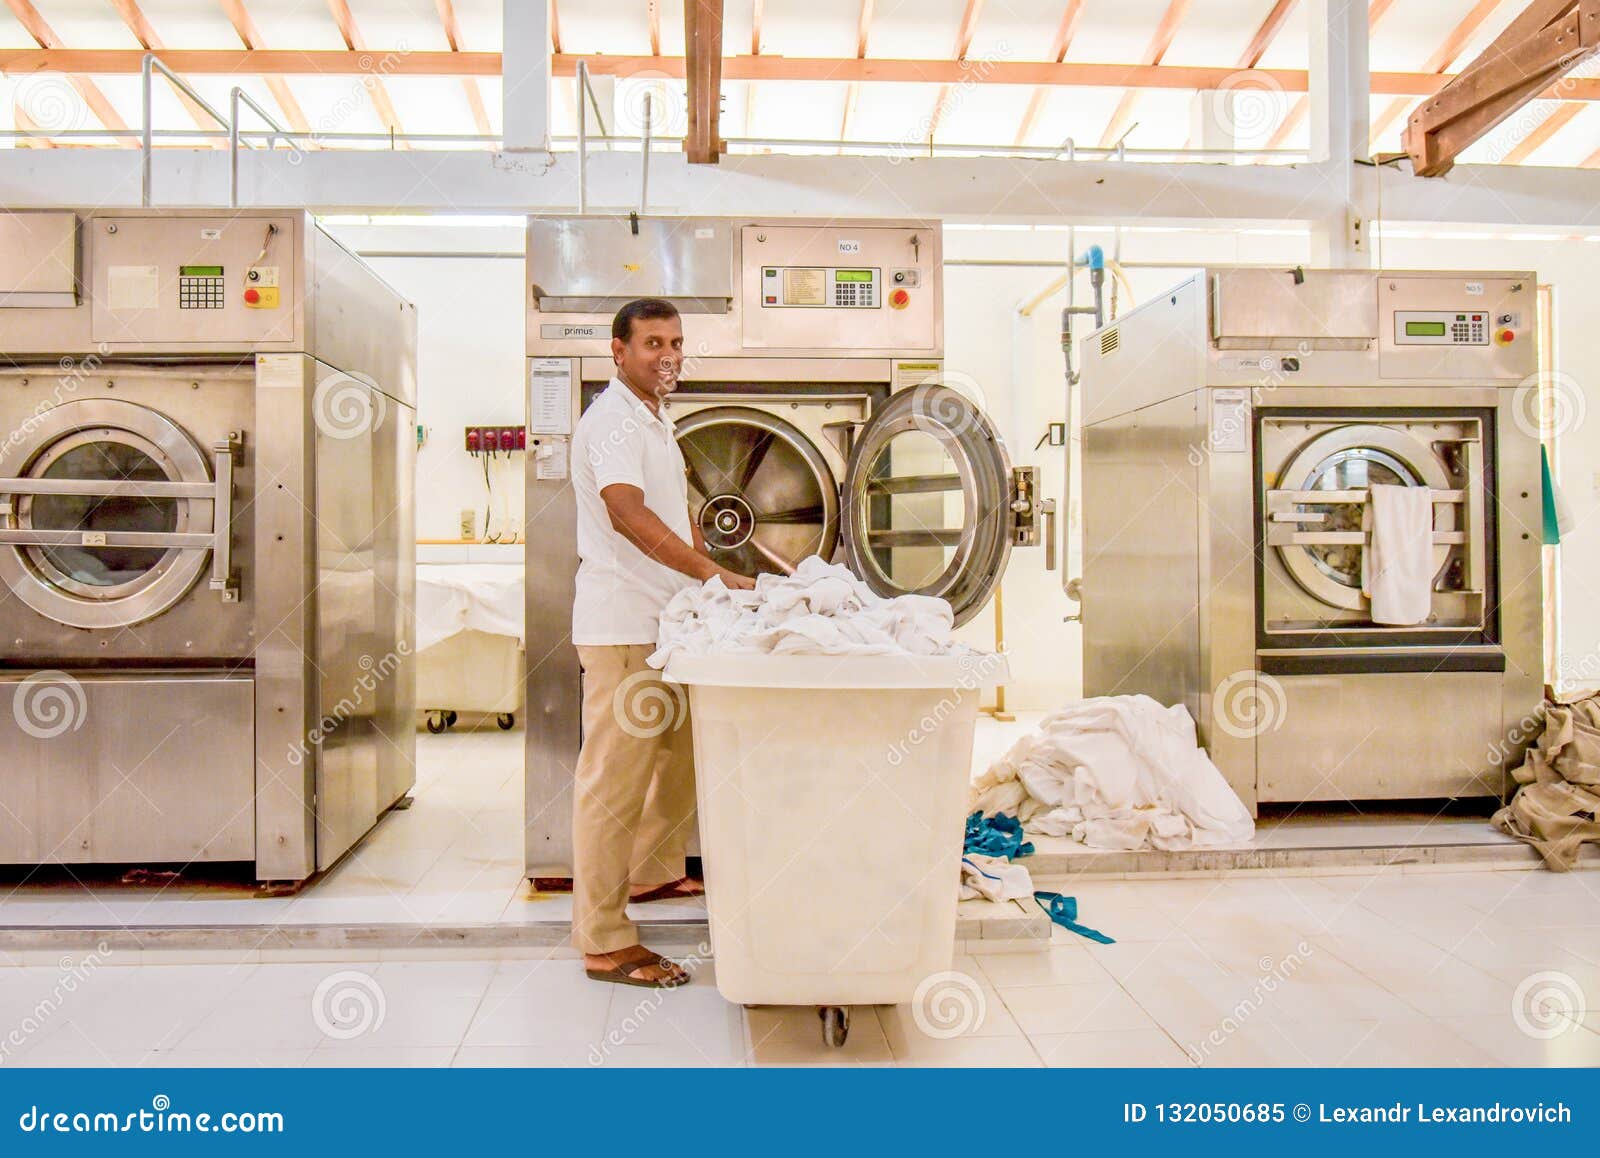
left=664, top=651, right=1008, bottom=1047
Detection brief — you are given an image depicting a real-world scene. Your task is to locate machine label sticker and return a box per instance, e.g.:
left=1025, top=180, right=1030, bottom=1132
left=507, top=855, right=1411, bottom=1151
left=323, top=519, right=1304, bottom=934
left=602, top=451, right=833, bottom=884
left=528, top=358, right=574, bottom=435
left=1465, top=282, right=1485, bottom=295
left=892, top=361, right=942, bottom=391
left=81, top=533, right=106, bottom=546
left=256, top=354, right=302, bottom=389
left=107, top=265, right=160, bottom=311
left=200, top=228, right=222, bottom=240
left=694, top=228, right=716, bottom=239
left=1209, top=390, right=1251, bottom=454
left=534, top=441, right=568, bottom=480
left=837, top=239, right=862, bottom=255
left=540, top=324, right=604, bottom=339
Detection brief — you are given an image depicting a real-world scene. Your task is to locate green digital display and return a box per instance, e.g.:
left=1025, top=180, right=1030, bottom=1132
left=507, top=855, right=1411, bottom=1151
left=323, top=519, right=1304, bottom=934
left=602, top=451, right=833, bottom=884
left=834, top=270, right=873, bottom=283
left=180, top=265, right=224, bottom=277
left=1406, top=320, right=1447, bottom=337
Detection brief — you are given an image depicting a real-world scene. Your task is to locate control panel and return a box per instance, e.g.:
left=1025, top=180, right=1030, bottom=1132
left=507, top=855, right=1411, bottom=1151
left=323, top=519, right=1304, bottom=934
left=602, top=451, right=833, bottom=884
left=178, top=265, right=225, bottom=310
left=1394, top=309, right=1488, bottom=346
left=760, top=266, right=880, bottom=308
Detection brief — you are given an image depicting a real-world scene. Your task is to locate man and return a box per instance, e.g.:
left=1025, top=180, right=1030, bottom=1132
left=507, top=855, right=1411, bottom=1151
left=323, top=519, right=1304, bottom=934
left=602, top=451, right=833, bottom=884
left=569, top=297, right=755, bottom=989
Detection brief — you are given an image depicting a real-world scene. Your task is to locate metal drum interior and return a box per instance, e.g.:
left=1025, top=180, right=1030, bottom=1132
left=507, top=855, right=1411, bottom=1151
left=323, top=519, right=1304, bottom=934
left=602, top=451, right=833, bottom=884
left=674, top=406, right=841, bottom=577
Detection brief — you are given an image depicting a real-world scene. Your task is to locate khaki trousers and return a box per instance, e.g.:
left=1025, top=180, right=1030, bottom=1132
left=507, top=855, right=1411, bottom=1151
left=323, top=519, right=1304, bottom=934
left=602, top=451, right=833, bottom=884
left=571, top=644, right=697, bottom=954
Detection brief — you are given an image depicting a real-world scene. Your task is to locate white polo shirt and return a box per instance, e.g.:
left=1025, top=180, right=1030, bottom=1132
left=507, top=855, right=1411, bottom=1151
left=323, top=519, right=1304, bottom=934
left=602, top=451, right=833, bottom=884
left=571, top=378, right=699, bottom=645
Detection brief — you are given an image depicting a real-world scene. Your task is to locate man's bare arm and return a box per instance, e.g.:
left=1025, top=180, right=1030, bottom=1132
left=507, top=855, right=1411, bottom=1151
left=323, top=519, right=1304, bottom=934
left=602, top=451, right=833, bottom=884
left=601, top=484, right=756, bottom=589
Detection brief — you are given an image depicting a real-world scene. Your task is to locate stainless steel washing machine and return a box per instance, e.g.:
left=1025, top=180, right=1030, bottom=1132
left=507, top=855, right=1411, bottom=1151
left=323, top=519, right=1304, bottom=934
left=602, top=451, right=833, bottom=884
left=1077, top=267, right=1542, bottom=810
left=523, top=216, right=1048, bottom=878
left=0, top=208, right=418, bottom=881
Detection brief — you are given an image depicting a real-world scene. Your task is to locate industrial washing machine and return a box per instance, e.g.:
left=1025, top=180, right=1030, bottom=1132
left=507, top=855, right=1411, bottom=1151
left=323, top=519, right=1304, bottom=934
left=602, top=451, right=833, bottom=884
left=523, top=216, right=1049, bottom=878
left=0, top=208, right=417, bottom=882
left=1076, top=267, right=1542, bottom=811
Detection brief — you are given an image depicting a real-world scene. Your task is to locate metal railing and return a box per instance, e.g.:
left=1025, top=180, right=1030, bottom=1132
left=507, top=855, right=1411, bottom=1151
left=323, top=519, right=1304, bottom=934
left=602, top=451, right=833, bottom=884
left=141, top=53, right=230, bottom=206
left=229, top=86, right=303, bottom=207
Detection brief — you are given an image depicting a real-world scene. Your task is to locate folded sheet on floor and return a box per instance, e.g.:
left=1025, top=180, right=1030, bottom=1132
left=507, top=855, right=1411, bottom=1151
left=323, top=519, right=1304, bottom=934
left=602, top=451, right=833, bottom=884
left=1493, top=693, right=1600, bottom=871
left=970, top=695, right=1255, bottom=851
left=648, top=555, right=966, bottom=666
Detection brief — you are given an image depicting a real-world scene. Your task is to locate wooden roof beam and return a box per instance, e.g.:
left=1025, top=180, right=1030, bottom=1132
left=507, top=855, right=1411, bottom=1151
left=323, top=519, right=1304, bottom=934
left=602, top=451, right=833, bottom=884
left=1237, top=0, right=1298, bottom=69
left=1404, top=0, right=1600, bottom=176
left=326, top=0, right=410, bottom=148
left=1097, top=0, right=1194, bottom=148
left=218, top=0, right=317, bottom=148
left=928, top=0, right=987, bottom=141
left=4, top=0, right=135, bottom=143
left=1267, top=0, right=1395, bottom=149
left=1013, top=0, right=1086, bottom=146
left=1369, top=0, right=1504, bottom=147
left=109, top=0, right=228, bottom=145
left=840, top=0, right=875, bottom=142
left=684, top=0, right=725, bottom=163
left=435, top=0, right=492, bottom=137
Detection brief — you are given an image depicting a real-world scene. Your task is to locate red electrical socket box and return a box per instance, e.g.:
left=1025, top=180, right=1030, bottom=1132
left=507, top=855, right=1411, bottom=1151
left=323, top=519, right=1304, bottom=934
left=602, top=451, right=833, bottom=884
left=464, top=425, right=528, bottom=454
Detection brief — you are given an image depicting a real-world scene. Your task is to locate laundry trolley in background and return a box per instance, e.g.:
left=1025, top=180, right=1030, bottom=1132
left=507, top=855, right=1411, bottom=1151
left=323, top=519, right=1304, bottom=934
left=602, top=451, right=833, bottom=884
left=665, top=651, right=1008, bottom=1047
left=415, top=545, right=524, bottom=732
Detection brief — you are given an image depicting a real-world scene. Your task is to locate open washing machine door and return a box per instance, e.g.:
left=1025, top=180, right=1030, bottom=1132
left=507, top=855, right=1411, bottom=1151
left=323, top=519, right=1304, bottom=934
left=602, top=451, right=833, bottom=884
left=841, top=383, right=1017, bottom=626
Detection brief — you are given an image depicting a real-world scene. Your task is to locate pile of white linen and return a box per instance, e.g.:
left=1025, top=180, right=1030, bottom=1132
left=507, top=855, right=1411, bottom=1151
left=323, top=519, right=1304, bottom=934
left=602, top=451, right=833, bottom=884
left=648, top=555, right=965, bottom=666
left=971, top=695, right=1255, bottom=851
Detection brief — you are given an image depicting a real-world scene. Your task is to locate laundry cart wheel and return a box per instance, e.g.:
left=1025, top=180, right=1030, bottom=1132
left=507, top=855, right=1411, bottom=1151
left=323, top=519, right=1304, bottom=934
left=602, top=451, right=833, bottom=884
left=426, top=712, right=448, bottom=734
left=818, top=1006, right=849, bottom=1048
left=496, top=713, right=515, bottom=730
left=444, top=710, right=459, bottom=727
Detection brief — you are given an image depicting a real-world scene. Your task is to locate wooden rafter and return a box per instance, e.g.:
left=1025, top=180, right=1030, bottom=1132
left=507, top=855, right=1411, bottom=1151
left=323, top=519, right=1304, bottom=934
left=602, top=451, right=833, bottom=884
left=648, top=0, right=660, bottom=56
left=1098, top=0, right=1193, bottom=148
left=4, top=0, right=135, bottom=143
left=1499, top=99, right=1587, bottom=162
left=218, top=0, right=317, bottom=148
left=326, top=0, right=410, bottom=147
left=928, top=0, right=987, bottom=141
left=435, top=0, right=492, bottom=137
left=1237, top=0, right=1298, bottom=69
left=1370, top=0, right=1503, bottom=147
left=1013, top=0, right=1086, bottom=146
left=1266, top=0, right=1395, bottom=149
left=684, top=0, right=725, bottom=163
left=109, top=0, right=227, bottom=144
left=1404, top=0, right=1600, bottom=176
left=551, top=0, right=564, bottom=53
left=752, top=0, right=764, bottom=55
left=13, top=102, right=56, bottom=147
left=840, top=0, right=874, bottom=142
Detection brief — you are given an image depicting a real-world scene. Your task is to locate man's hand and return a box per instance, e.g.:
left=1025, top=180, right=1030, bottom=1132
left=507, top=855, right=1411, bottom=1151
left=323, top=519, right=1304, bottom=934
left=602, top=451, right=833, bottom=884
left=718, top=569, right=756, bottom=591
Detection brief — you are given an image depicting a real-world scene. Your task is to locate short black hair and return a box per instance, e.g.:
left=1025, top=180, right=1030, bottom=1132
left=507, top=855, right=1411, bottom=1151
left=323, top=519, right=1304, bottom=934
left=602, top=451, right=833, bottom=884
left=612, top=297, right=680, bottom=342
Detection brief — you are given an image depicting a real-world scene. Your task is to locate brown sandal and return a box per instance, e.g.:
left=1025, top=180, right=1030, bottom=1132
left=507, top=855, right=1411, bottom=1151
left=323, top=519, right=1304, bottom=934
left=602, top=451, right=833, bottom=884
left=628, top=876, right=706, bottom=904
left=585, top=945, right=689, bottom=989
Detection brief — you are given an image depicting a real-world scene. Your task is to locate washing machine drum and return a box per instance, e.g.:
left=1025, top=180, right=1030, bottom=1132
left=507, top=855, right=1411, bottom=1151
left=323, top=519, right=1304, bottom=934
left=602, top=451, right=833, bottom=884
left=674, top=407, right=841, bottom=579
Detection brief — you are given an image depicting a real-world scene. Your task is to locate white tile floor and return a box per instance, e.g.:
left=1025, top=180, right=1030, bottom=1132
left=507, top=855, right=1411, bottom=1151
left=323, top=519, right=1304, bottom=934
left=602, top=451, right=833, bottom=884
left=2, top=866, right=1599, bottom=1067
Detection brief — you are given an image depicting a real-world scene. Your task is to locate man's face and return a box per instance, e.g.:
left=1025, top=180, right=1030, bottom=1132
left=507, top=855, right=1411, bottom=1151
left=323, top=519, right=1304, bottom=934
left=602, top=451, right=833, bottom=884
left=612, top=315, right=684, bottom=401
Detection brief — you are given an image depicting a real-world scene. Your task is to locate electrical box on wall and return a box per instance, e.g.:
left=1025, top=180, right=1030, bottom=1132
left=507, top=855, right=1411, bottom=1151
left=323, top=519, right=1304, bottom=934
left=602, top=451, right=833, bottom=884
left=464, top=425, right=526, bottom=455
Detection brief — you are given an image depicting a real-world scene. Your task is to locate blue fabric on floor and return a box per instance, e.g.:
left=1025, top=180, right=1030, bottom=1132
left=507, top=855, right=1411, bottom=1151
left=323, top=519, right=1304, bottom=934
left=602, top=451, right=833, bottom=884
left=964, top=811, right=1034, bottom=860
left=1034, top=891, right=1115, bottom=944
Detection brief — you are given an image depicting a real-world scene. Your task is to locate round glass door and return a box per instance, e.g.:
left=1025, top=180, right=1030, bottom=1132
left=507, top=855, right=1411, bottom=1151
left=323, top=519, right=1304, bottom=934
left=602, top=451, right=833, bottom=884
left=0, top=399, right=215, bottom=630
left=842, top=384, right=1012, bottom=625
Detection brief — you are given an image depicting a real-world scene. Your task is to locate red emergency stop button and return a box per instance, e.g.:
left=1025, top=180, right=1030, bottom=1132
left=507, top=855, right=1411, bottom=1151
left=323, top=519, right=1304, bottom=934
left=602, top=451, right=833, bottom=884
left=1496, top=328, right=1515, bottom=345
left=889, top=288, right=910, bottom=310
left=244, top=288, right=260, bottom=304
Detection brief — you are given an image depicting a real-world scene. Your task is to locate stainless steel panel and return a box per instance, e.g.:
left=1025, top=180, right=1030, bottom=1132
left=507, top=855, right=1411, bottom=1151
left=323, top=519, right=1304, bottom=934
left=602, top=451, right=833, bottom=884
left=1211, top=268, right=1376, bottom=350
left=0, top=366, right=254, bottom=661
left=88, top=213, right=300, bottom=349
left=307, top=225, right=419, bottom=407
left=0, top=672, right=254, bottom=863
left=524, top=356, right=582, bottom=877
left=1256, top=672, right=1504, bottom=801
left=528, top=216, right=735, bottom=313
left=1494, top=387, right=1544, bottom=775
left=0, top=212, right=79, bottom=308
left=1081, top=275, right=1207, bottom=425
left=1378, top=273, right=1535, bottom=381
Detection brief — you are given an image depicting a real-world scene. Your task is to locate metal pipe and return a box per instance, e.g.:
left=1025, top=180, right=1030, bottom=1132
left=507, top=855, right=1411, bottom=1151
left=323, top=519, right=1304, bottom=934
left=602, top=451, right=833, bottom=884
left=639, top=97, right=652, bottom=216
left=229, top=86, right=302, bottom=208
left=580, top=66, right=611, bottom=147
left=141, top=53, right=231, bottom=207
left=576, top=60, right=588, bottom=214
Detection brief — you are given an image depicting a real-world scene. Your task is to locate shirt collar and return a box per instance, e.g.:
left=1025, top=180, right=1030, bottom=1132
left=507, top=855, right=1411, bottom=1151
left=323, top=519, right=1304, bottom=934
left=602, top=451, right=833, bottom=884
left=607, top=376, right=675, bottom=434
